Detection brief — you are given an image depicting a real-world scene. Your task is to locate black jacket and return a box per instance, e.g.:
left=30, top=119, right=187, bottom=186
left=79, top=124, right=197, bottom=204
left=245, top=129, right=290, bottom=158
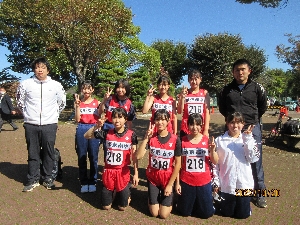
left=0, top=93, right=15, bottom=115
left=218, top=78, right=267, bottom=126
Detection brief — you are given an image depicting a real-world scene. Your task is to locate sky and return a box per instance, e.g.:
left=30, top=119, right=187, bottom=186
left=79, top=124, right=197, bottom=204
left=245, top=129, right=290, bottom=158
left=0, top=0, right=299, bottom=84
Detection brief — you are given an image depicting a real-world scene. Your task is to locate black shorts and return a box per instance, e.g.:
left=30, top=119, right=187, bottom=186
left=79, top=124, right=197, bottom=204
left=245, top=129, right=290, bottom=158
left=147, top=180, right=173, bottom=207
left=101, top=182, right=131, bottom=207
left=180, top=130, right=188, bottom=140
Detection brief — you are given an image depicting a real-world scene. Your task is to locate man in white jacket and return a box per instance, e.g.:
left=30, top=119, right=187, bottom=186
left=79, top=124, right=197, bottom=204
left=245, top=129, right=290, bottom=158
left=16, top=57, right=66, bottom=192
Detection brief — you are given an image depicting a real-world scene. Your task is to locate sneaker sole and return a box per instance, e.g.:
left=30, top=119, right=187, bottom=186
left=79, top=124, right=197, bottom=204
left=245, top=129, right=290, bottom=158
left=255, top=203, right=267, bottom=208
left=43, top=183, right=55, bottom=190
left=23, top=183, right=40, bottom=192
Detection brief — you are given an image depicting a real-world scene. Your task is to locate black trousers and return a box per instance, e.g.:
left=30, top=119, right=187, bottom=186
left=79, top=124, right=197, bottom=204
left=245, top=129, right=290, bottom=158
left=0, top=109, right=18, bottom=130
left=23, top=123, right=58, bottom=185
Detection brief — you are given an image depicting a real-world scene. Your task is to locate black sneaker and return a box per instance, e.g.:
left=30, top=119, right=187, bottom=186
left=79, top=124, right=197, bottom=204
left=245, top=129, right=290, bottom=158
left=252, top=197, right=267, bottom=208
left=42, top=179, right=55, bottom=190
left=23, top=181, right=40, bottom=192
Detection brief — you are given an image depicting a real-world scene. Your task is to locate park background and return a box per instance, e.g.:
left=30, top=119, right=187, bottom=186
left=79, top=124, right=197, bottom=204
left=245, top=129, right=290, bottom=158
left=0, top=1, right=299, bottom=224
left=0, top=0, right=299, bottom=111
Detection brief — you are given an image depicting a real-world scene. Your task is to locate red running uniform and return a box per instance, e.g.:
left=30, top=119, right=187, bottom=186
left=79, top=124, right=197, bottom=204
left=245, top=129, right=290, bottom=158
left=79, top=99, right=99, bottom=124
left=180, top=89, right=207, bottom=134
left=102, top=129, right=133, bottom=191
left=150, top=95, right=175, bottom=133
left=105, top=95, right=132, bottom=123
left=146, top=133, right=178, bottom=189
left=180, top=135, right=212, bottom=186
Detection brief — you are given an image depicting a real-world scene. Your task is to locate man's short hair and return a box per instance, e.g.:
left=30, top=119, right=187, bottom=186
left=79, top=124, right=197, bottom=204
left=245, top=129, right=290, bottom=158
left=232, top=59, right=252, bottom=71
left=31, top=57, right=51, bottom=72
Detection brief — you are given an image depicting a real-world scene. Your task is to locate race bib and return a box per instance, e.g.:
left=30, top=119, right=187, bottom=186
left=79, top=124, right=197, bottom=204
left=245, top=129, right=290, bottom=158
left=186, top=156, right=205, bottom=172
left=106, top=150, right=123, bottom=165
left=188, top=104, right=203, bottom=115
left=151, top=156, right=170, bottom=170
left=107, top=106, right=116, bottom=112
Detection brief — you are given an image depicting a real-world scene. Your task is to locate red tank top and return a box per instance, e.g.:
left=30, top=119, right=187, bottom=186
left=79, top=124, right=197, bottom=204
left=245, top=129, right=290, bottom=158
left=105, top=129, right=133, bottom=169
left=147, top=133, right=177, bottom=171
left=150, top=95, right=174, bottom=133
left=79, top=99, right=99, bottom=124
left=105, top=95, right=132, bottom=122
left=180, top=135, right=211, bottom=186
left=180, top=89, right=207, bottom=134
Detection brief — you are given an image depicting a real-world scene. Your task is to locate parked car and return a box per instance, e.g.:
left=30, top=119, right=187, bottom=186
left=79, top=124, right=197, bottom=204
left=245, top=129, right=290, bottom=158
left=283, top=100, right=298, bottom=111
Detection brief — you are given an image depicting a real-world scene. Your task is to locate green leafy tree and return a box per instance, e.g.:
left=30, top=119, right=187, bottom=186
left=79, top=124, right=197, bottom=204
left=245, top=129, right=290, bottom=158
left=151, top=40, right=188, bottom=86
left=285, top=70, right=300, bottom=97
left=0, top=68, right=20, bottom=83
left=276, top=34, right=300, bottom=71
left=95, top=29, right=161, bottom=102
left=276, top=34, right=300, bottom=97
left=129, top=67, right=152, bottom=110
left=188, top=33, right=267, bottom=93
left=257, top=68, right=288, bottom=98
left=236, top=0, right=288, bottom=8
left=0, top=0, right=135, bottom=88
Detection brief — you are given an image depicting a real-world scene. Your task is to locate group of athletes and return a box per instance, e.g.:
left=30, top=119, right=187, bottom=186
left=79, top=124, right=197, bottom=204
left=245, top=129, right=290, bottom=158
left=75, top=59, right=263, bottom=219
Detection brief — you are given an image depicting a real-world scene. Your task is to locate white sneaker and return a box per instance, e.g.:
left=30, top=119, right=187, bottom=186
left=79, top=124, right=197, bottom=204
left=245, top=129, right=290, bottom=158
left=88, top=185, right=96, bottom=193
left=81, top=185, right=89, bottom=193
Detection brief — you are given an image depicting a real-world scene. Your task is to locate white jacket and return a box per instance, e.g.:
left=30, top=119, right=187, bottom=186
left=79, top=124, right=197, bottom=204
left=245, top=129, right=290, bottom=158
left=213, top=131, right=260, bottom=195
left=17, top=76, right=66, bottom=125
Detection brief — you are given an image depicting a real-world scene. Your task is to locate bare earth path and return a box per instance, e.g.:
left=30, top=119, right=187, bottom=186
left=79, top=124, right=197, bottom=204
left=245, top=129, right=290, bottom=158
left=0, top=110, right=299, bottom=224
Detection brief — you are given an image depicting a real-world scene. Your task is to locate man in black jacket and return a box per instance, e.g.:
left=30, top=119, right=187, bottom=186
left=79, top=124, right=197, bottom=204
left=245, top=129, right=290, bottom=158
left=0, top=86, right=18, bottom=132
left=218, top=59, right=268, bottom=208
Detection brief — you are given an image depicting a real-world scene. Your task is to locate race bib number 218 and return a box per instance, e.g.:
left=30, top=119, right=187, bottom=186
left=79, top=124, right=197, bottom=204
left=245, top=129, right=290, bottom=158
left=186, top=156, right=205, bottom=172
left=106, top=151, right=123, bottom=165
left=151, top=157, right=170, bottom=170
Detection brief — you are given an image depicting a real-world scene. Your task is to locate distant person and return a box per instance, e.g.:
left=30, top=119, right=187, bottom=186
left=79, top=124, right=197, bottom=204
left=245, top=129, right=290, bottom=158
left=142, top=74, right=177, bottom=134
left=74, top=81, right=101, bottom=193
left=16, top=57, right=66, bottom=192
left=0, top=86, right=18, bottom=132
left=177, top=69, right=210, bottom=139
left=213, top=112, right=259, bottom=219
left=218, top=58, right=267, bottom=208
left=84, top=107, right=139, bottom=210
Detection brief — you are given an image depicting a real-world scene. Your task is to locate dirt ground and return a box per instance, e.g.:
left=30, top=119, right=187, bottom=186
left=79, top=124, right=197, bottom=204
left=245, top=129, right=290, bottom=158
left=0, top=109, right=299, bottom=224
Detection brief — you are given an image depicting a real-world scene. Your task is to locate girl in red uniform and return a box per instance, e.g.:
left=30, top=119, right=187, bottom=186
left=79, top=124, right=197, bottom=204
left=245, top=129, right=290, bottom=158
left=142, top=75, right=177, bottom=134
left=177, top=69, right=210, bottom=138
left=136, top=109, right=181, bottom=219
left=99, top=79, right=135, bottom=130
left=74, top=81, right=101, bottom=193
left=176, top=113, right=218, bottom=218
left=84, top=107, right=139, bottom=210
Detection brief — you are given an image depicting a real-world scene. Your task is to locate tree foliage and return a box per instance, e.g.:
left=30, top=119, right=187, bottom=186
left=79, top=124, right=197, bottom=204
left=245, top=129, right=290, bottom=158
left=257, top=68, right=287, bottom=97
left=188, top=33, right=267, bottom=93
left=285, top=70, right=300, bottom=97
left=129, top=67, right=152, bottom=110
left=151, top=40, right=188, bottom=86
left=236, top=0, right=288, bottom=8
left=276, top=34, right=300, bottom=97
left=0, top=0, right=147, bottom=89
left=0, top=68, right=20, bottom=83
left=276, top=34, right=300, bottom=71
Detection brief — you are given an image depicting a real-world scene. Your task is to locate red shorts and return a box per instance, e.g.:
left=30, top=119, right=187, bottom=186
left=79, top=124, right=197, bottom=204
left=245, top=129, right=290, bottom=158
left=102, top=166, right=130, bottom=192
left=146, top=166, right=173, bottom=189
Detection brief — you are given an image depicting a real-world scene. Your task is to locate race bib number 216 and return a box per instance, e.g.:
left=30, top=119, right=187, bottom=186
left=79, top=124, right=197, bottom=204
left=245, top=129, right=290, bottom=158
left=188, top=104, right=203, bottom=115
